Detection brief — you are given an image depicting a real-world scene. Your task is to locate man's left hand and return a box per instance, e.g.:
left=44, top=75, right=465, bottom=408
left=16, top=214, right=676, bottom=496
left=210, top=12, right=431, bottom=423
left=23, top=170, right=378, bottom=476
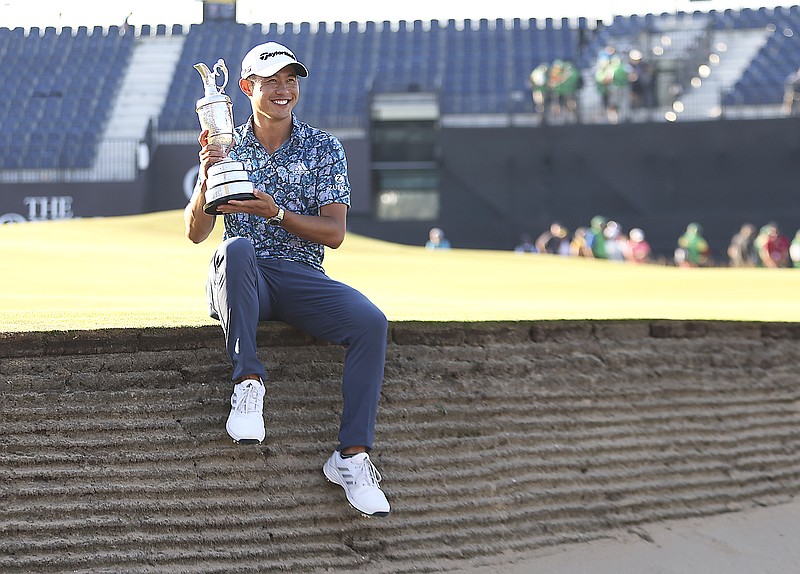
left=216, top=189, right=280, bottom=219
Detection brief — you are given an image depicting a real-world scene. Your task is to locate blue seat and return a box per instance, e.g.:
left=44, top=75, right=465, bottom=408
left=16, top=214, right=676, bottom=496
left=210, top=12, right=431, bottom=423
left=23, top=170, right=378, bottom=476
left=6, top=4, right=794, bottom=168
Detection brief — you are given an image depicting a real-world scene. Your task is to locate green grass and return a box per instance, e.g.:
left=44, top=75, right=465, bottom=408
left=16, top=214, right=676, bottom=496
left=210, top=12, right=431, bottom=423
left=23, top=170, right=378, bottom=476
left=2, top=210, right=799, bottom=332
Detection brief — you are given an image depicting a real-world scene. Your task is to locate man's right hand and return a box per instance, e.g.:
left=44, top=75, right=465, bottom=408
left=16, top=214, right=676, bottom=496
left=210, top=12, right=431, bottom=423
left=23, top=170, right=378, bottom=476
left=198, top=129, right=227, bottom=183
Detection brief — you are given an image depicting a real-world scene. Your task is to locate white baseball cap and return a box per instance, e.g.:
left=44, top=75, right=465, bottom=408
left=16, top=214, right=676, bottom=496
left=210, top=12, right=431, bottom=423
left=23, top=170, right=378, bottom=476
left=240, top=42, right=309, bottom=79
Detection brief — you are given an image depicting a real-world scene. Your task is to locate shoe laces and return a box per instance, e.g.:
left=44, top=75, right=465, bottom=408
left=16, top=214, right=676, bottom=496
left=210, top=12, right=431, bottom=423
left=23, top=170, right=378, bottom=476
left=349, top=454, right=382, bottom=487
left=235, top=381, right=263, bottom=414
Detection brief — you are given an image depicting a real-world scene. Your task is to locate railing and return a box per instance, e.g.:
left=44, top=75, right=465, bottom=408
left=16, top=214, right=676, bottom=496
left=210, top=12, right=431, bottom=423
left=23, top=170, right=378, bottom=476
left=441, top=89, right=788, bottom=127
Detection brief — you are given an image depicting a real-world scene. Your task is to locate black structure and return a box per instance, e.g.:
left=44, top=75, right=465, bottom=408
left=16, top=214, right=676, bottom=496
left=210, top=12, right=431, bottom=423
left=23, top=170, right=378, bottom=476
left=3, top=117, right=799, bottom=261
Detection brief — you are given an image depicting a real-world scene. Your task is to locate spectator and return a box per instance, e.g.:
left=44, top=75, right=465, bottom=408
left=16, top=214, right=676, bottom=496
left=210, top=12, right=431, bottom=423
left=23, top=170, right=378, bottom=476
left=629, top=49, right=657, bottom=114
left=569, top=226, right=594, bottom=257
left=790, top=230, right=800, bottom=268
left=529, top=62, right=551, bottom=124
left=727, top=223, right=756, bottom=267
left=675, top=223, right=710, bottom=267
left=595, top=47, right=632, bottom=123
left=586, top=215, right=608, bottom=259
left=625, top=227, right=652, bottom=264
left=603, top=220, right=626, bottom=261
left=514, top=233, right=536, bottom=254
left=755, top=223, right=790, bottom=268
left=783, top=67, right=800, bottom=116
left=594, top=50, right=614, bottom=122
left=549, top=59, right=582, bottom=124
left=535, top=222, right=571, bottom=255
left=607, top=53, right=633, bottom=123
left=425, top=227, right=451, bottom=250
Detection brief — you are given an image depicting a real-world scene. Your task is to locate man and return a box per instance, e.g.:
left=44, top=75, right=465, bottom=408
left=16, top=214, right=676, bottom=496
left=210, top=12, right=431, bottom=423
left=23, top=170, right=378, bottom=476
left=755, top=223, right=790, bottom=268
left=535, top=222, right=570, bottom=256
left=727, top=223, right=756, bottom=267
left=676, top=222, right=710, bottom=267
left=791, top=229, right=800, bottom=268
left=783, top=67, right=800, bottom=115
left=548, top=59, right=581, bottom=123
left=586, top=215, right=607, bottom=259
left=184, top=42, right=390, bottom=517
left=529, top=61, right=550, bottom=123
left=425, top=227, right=450, bottom=249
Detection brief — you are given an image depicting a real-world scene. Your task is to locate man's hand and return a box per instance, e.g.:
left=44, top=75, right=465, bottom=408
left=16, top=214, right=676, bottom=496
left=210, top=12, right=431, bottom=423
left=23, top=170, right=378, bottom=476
left=216, top=189, right=280, bottom=219
left=198, top=129, right=227, bottom=183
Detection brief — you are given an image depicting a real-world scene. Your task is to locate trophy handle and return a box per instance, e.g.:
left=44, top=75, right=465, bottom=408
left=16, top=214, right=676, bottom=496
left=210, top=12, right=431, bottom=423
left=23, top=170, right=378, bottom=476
left=213, top=59, right=229, bottom=93
left=194, top=59, right=229, bottom=95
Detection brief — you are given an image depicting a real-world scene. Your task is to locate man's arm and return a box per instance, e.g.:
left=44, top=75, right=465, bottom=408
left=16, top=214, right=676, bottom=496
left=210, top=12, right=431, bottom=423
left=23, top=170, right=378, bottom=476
left=219, top=193, right=347, bottom=249
left=184, top=130, right=224, bottom=244
left=184, top=180, right=215, bottom=244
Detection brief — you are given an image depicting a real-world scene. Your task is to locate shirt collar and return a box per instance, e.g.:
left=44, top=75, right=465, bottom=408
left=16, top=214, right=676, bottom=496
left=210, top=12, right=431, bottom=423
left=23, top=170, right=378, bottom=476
left=239, top=114, right=305, bottom=151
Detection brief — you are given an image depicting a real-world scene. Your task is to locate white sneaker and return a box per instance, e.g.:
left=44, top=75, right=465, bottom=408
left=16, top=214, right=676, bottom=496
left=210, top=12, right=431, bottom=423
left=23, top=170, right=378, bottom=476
left=226, top=379, right=265, bottom=444
left=323, top=451, right=390, bottom=517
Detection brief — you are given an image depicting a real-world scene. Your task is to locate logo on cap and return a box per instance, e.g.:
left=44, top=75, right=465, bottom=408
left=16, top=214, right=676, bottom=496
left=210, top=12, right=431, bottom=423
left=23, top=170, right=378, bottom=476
left=260, top=50, right=295, bottom=61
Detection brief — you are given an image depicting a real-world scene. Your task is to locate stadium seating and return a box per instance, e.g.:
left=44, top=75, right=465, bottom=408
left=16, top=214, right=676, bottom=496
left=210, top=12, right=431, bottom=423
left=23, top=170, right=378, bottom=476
left=721, top=5, right=800, bottom=106
left=0, top=25, right=133, bottom=169
left=2, top=6, right=799, bottom=170
left=158, top=17, right=580, bottom=131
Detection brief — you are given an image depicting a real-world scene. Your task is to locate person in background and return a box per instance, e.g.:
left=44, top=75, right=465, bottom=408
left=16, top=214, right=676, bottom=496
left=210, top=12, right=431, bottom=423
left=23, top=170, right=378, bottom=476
left=185, top=41, right=390, bottom=517
left=755, top=222, right=790, bottom=268
left=535, top=222, right=571, bottom=255
left=606, top=52, right=633, bottom=123
left=603, top=220, right=626, bottom=261
left=629, top=49, right=656, bottom=115
left=569, top=226, right=594, bottom=257
left=675, top=222, right=710, bottom=267
left=529, top=61, right=551, bottom=124
left=790, top=229, right=800, bottom=268
left=595, top=47, right=632, bottom=123
left=783, top=67, right=800, bottom=116
left=587, top=215, right=608, bottom=259
left=625, top=227, right=651, bottom=264
left=549, top=59, right=582, bottom=124
left=426, top=227, right=451, bottom=250
left=514, top=233, right=536, bottom=253
left=727, top=223, right=756, bottom=267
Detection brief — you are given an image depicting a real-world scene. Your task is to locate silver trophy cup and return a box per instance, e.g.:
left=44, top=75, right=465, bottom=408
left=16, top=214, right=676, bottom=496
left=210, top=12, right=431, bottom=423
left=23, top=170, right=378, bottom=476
left=194, top=59, right=256, bottom=215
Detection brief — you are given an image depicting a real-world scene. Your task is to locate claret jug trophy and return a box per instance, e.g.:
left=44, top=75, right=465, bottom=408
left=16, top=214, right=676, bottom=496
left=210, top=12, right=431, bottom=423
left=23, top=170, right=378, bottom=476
left=194, top=59, right=256, bottom=215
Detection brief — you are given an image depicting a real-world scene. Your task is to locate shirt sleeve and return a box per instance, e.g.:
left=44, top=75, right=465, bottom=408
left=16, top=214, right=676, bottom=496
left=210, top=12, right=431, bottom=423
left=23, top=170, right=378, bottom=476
left=316, top=136, right=351, bottom=208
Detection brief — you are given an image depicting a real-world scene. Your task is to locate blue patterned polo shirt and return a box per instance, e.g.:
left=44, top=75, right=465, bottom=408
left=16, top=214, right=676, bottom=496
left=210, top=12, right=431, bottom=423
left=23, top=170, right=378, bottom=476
left=223, top=114, right=351, bottom=272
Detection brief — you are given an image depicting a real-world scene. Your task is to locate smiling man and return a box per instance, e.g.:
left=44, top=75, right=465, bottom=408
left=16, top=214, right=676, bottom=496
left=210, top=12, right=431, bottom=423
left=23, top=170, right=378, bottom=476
left=184, top=42, right=390, bottom=517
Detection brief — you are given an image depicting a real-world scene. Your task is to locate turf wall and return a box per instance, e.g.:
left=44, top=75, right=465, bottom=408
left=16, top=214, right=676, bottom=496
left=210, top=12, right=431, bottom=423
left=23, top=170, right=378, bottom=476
left=1, top=320, right=798, bottom=573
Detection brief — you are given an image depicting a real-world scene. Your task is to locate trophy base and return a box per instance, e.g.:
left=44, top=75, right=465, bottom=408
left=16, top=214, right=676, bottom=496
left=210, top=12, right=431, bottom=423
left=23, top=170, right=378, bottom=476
left=203, top=192, right=257, bottom=215
left=203, top=171, right=256, bottom=215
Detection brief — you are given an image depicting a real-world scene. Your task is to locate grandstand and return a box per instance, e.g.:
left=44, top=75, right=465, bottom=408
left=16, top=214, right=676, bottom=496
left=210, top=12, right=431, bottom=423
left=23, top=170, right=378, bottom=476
left=1, top=5, right=800, bottom=256
left=2, top=6, right=799, bottom=174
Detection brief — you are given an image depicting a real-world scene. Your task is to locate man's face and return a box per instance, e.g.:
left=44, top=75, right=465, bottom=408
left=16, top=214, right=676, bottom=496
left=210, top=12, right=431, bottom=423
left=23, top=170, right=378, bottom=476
left=246, top=65, right=300, bottom=122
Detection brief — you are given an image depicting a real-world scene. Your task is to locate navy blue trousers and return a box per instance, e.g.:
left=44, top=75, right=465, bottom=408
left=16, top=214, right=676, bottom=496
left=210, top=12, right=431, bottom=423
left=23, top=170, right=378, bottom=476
left=206, top=237, right=388, bottom=451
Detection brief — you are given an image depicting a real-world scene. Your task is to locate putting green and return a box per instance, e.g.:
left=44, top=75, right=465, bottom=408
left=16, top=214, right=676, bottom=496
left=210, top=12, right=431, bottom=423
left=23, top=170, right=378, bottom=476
left=1, top=210, right=798, bottom=332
